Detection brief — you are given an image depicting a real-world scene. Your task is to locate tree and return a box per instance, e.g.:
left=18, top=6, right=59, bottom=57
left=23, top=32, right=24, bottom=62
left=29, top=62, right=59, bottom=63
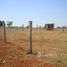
left=0, top=20, right=3, bottom=26
left=7, top=21, right=13, bottom=27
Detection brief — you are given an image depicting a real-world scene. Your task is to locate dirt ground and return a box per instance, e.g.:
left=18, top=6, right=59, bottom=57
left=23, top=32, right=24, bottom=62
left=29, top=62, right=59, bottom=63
left=0, top=27, right=67, bottom=67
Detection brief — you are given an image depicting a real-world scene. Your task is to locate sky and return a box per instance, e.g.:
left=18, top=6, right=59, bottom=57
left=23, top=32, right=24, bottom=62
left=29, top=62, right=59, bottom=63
left=0, top=0, right=67, bottom=27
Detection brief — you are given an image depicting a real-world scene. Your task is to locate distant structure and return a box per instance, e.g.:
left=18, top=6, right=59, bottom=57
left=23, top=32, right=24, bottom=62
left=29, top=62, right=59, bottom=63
left=22, top=24, right=24, bottom=28
left=39, top=25, right=41, bottom=28
left=36, top=25, right=38, bottom=28
left=45, top=23, right=54, bottom=30
left=26, top=26, right=29, bottom=28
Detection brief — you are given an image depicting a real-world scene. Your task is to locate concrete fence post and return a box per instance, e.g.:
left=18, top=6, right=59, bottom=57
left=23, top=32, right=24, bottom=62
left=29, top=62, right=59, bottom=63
left=3, top=21, right=6, bottom=43
left=28, top=21, right=32, bottom=54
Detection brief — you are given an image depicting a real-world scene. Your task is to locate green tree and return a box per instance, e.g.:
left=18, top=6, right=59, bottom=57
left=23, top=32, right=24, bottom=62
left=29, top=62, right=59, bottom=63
left=7, top=21, right=13, bottom=27
left=0, top=20, right=3, bottom=26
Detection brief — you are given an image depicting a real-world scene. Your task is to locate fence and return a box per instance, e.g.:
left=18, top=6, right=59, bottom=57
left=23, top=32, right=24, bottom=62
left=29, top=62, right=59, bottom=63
left=0, top=21, right=33, bottom=54
left=0, top=22, right=6, bottom=43
left=0, top=26, right=3, bottom=42
left=0, top=21, right=67, bottom=54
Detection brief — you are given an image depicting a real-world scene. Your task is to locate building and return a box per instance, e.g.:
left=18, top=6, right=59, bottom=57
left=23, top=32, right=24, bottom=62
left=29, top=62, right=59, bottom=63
left=45, top=24, right=54, bottom=30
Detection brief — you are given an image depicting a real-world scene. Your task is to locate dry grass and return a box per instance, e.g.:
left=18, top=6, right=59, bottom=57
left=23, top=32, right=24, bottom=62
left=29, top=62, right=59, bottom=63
left=0, top=27, right=67, bottom=67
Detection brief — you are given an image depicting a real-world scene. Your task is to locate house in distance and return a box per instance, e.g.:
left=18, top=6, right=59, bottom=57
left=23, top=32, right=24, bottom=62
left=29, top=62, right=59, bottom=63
left=45, top=23, right=54, bottom=30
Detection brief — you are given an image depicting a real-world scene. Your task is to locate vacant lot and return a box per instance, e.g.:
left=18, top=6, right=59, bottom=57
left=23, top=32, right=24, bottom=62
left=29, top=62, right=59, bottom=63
left=0, top=27, right=67, bottom=67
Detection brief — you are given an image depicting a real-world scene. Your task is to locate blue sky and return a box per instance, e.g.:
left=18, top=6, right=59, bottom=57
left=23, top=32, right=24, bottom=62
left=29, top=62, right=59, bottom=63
left=0, top=0, right=67, bottom=27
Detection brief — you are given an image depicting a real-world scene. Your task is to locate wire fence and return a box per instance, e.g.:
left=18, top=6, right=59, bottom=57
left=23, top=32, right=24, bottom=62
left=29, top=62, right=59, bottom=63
left=0, top=26, right=4, bottom=42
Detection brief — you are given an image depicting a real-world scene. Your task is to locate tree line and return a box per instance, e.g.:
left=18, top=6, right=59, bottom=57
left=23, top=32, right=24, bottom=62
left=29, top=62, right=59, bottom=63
left=0, top=20, right=13, bottom=27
